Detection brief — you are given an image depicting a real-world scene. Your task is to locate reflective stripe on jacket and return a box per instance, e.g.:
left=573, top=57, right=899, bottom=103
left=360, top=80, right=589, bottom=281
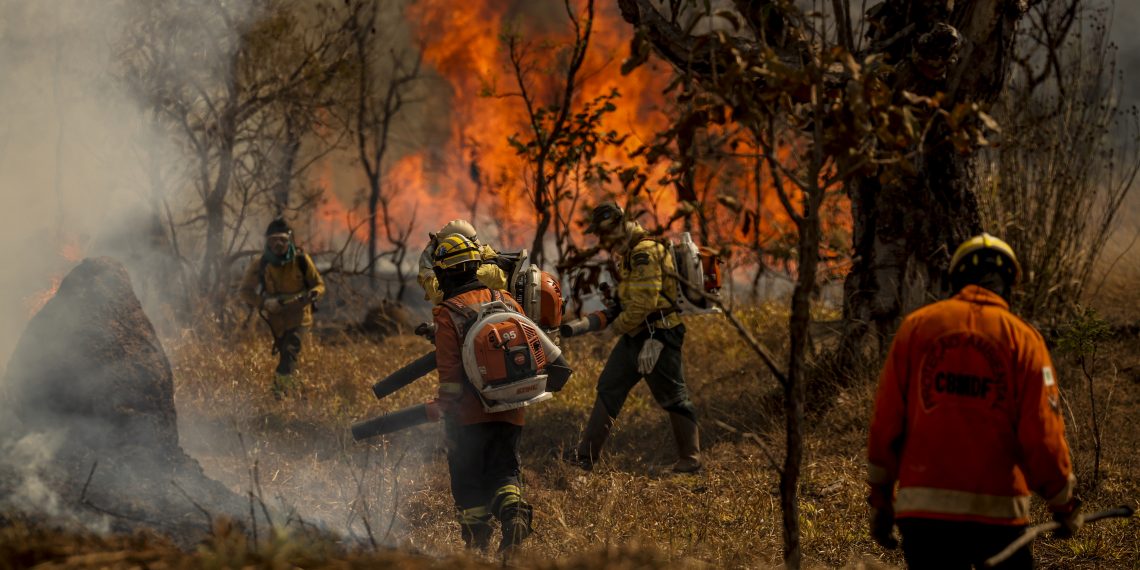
left=432, top=286, right=525, bottom=426
left=867, top=285, right=1074, bottom=525
left=611, top=226, right=682, bottom=336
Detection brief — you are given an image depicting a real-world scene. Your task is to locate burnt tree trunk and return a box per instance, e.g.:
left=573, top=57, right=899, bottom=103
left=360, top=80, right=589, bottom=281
left=531, top=154, right=553, bottom=266
left=781, top=205, right=820, bottom=567
left=838, top=0, right=1021, bottom=357
left=273, top=113, right=302, bottom=217
left=202, top=123, right=235, bottom=295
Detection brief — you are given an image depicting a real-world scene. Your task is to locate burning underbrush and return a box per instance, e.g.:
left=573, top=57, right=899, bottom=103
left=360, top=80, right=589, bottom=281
left=1, top=266, right=1138, bottom=568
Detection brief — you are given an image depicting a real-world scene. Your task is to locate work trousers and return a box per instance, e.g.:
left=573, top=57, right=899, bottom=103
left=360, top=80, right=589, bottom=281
left=898, top=518, right=1032, bottom=570
left=444, top=420, right=523, bottom=512
left=273, top=327, right=306, bottom=376
left=596, top=324, right=696, bottom=421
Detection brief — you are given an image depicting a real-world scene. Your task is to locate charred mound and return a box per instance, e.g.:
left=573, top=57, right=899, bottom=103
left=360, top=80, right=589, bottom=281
left=357, top=298, right=419, bottom=338
left=1, top=257, right=254, bottom=543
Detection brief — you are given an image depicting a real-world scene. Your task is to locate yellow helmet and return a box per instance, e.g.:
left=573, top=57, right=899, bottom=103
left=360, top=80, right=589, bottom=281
left=432, top=233, right=483, bottom=270
left=949, top=233, right=1022, bottom=286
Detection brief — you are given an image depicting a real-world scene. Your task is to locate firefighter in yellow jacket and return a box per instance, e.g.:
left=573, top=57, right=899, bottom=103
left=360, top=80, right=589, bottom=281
left=867, top=233, right=1080, bottom=568
left=417, top=219, right=508, bottom=305
left=570, top=202, right=700, bottom=473
left=239, top=219, right=325, bottom=398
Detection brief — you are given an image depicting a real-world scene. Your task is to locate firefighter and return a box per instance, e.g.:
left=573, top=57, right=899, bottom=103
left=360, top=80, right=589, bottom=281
left=430, top=233, right=533, bottom=552
left=417, top=219, right=508, bottom=305
left=238, top=219, right=325, bottom=399
left=867, top=233, right=1081, bottom=569
left=570, top=202, right=701, bottom=473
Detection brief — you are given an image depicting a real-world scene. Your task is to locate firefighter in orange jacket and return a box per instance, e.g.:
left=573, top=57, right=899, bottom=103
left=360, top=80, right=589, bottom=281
left=431, top=233, right=533, bottom=552
left=867, top=234, right=1081, bottom=569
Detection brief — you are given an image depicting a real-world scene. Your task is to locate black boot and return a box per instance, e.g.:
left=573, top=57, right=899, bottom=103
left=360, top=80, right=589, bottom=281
left=497, top=501, right=533, bottom=552
left=490, top=485, right=533, bottom=552
left=569, top=400, right=615, bottom=470
left=459, top=509, right=493, bottom=551
left=668, top=412, right=702, bottom=473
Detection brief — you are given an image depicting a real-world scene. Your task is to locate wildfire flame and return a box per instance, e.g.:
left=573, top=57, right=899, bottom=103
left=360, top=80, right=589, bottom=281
left=24, top=236, right=85, bottom=318
left=24, top=276, right=62, bottom=318
left=314, top=1, right=849, bottom=274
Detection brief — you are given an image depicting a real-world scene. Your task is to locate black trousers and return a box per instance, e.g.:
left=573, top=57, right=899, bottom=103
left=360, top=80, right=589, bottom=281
left=444, top=420, right=523, bottom=512
left=274, top=327, right=305, bottom=376
left=596, top=324, right=696, bottom=421
left=898, top=518, right=1032, bottom=570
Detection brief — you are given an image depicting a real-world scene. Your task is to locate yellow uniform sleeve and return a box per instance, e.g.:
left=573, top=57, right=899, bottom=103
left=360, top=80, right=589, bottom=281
left=611, top=240, right=668, bottom=336
left=419, top=270, right=443, bottom=304
left=301, top=253, right=325, bottom=300
left=238, top=257, right=264, bottom=309
left=418, top=240, right=444, bottom=303
left=476, top=263, right=508, bottom=291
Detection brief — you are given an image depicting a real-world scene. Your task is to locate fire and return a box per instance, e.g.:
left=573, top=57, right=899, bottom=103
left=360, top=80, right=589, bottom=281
left=61, top=240, right=84, bottom=263
left=23, top=236, right=86, bottom=318
left=314, top=1, right=849, bottom=276
left=395, top=1, right=679, bottom=247
left=24, top=276, right=62, bottom=318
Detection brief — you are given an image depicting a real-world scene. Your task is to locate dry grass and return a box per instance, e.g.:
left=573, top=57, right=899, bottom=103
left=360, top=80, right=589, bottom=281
left=4, top=301, right=1137, bottom=568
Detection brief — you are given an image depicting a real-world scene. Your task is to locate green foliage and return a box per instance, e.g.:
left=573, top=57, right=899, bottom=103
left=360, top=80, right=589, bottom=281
left=1057, top=306, right=1112, bottom=360
left=507, top=88, right=629, bottom=188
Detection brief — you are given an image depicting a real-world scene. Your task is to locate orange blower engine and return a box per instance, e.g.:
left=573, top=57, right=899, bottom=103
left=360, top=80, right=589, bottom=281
left=458, top=296, right=568, bottom=412
left=509, top=253, right=565, bottom=332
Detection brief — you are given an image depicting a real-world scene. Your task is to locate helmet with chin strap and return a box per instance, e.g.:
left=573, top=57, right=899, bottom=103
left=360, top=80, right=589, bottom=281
left=432, top=233, right=483, bottom=271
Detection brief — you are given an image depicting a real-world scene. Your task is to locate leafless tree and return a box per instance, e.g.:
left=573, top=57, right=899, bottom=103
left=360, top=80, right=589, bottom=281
left=122, top=0, right=358, bottom=306
left=978, top=1, right=1139, bottom=325
left=616, top=0, right=1078, bottom=358
left=501, top=0, right=594, bottom=267
left=344, top=0, right=423, bottom=293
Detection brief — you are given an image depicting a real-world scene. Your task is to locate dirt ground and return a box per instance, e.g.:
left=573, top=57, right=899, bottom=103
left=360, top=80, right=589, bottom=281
left=152, top=301, right=1137, bottom=569
left=2, top=294, right=1137, bottom=568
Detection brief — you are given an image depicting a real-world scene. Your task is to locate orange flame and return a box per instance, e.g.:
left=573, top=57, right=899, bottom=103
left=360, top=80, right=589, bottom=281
left=314, top=1, right=849, bottom=276
left=24, top=236, right=86, bottom=317
left=395, top=0, right=678, bottom=248
left=24, top=276, right=62, bottom=318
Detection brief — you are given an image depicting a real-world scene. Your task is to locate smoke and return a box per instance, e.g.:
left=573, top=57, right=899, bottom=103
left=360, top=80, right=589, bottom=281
left=0, top=1, right=173, bottom=367
left=0, top=0, right=247, bottom=534
left=1110, top=2, right=1140, bottom=113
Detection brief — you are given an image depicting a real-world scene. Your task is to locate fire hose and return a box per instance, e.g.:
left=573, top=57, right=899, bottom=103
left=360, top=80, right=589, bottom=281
left=982, top=505, right=1134, bottom=568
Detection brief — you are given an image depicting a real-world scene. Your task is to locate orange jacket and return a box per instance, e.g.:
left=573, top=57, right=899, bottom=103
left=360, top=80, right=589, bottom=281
left=867, top=285, right=1075, bottom=525
left=432, top=286, right=525, bottom=427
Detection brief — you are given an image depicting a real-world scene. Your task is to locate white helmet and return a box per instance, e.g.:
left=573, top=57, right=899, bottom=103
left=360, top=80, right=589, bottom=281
left=438, top=219, right=479, bottom=246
